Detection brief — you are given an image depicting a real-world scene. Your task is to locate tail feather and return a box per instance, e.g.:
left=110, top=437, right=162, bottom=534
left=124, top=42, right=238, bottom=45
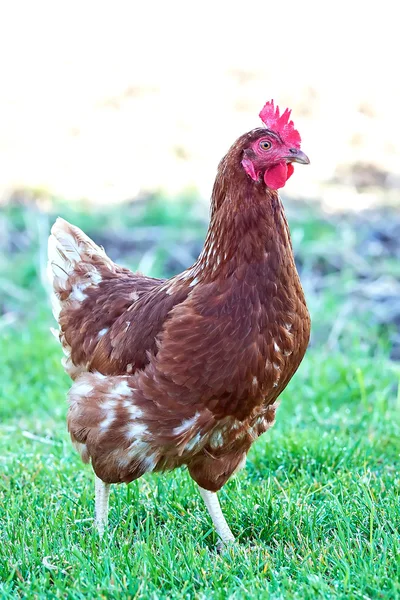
left=47, top=217, right=110, bottom=285
left=47, top=217, right=113, bottom=321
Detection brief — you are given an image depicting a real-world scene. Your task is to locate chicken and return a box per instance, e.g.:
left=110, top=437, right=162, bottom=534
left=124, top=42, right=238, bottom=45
left=47, top=100, right=311, bottom=546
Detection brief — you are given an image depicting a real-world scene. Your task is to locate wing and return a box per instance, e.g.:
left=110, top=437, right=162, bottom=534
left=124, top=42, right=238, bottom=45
left=73, top=281, right=190, bottom=376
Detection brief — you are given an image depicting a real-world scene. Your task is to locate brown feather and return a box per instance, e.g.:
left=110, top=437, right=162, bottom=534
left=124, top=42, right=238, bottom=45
left=49, top=128, right=310, bottom=491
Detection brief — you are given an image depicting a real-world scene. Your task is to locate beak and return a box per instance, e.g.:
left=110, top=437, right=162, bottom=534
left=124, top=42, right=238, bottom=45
left=285, top=149, right=310, bottom=165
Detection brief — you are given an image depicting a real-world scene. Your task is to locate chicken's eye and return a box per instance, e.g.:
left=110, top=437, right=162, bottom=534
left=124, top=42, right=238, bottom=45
left=260, top=140, right=272, bottom=151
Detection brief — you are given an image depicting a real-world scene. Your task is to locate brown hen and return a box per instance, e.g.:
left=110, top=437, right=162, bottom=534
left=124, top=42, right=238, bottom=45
left=48, top=100, right=310, bottom=546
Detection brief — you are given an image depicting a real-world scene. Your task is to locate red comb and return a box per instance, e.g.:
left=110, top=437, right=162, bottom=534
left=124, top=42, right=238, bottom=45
left=259, top=100, right=301, bottom=148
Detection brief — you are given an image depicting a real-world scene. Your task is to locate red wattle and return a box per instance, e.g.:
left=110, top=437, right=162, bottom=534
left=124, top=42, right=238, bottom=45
left=263, top=162, right=290, bottom=190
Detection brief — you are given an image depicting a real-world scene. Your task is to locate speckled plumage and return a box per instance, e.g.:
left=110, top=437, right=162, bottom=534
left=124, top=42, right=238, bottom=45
left=48, top=104, right=310, bottom=541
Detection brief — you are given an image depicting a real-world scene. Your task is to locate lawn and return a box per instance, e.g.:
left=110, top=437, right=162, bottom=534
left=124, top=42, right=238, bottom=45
left=0, top=197, right=399, bottom=599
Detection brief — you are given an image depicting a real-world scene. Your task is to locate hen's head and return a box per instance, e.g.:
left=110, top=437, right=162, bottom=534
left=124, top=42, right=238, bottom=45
left=241, top=100, right=309, bottom=190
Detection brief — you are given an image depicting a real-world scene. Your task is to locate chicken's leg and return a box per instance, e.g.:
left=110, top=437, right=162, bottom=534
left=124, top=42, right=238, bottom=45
left=95, top=475, right=110, bottom=536
left=198, top=486, right=235, bottom=546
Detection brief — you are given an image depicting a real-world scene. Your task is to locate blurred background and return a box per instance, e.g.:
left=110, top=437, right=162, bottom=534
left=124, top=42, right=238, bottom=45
left=1, top=6, right=399, bottom=593
left=1, top=0, right=399, bottom=360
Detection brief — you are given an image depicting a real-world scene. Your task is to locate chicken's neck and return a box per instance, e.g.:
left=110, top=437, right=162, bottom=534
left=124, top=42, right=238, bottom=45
left=190, top=164, right=297, bottom=285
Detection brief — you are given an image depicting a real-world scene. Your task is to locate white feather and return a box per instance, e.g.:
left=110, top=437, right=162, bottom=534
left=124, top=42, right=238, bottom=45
left=47, top=218, right=109, bottom=285
left=47, top=217, right=114, bottom=327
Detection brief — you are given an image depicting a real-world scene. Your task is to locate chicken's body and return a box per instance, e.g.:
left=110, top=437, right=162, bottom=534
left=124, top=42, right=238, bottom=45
left=48, top=101, right=311, bottom=545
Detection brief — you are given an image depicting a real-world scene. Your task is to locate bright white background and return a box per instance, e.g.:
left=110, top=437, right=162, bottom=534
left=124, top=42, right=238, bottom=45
left=0, top=0, right=398, bottom=206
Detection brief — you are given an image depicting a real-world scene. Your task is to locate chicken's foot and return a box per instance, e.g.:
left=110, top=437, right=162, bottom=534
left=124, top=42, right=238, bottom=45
left=95, top=475, right=110, bottom=536
left=198, top=486, right=235, bottom=548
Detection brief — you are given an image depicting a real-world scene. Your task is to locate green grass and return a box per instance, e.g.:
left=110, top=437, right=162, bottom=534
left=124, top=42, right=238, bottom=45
left=0, top=200, right=399, bottom=599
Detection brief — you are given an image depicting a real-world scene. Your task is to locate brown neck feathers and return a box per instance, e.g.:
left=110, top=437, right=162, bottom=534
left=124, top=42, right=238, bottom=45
left=191, top=145, right=295, bottom=283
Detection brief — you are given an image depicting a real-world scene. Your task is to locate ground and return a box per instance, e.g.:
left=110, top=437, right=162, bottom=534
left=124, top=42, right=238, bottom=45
left=0, top=196, right=399, bottom=599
